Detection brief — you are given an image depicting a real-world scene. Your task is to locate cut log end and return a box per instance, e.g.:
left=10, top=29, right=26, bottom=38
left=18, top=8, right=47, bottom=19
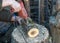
left=28, top=28, right=39, bottom=38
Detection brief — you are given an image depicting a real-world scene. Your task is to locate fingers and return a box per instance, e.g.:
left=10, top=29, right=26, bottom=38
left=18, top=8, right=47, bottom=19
left=2, top=0, right=14, bottom=7
left=11, top=1, right=21, bottom=12
left=2, top=0, right=21, bottom=12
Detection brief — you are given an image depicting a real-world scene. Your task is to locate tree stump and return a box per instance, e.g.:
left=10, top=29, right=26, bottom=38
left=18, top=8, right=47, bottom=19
left=11, top=24, right=49, bottom=43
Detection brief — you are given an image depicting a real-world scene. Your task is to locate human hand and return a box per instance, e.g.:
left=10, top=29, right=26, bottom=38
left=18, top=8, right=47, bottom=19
left=2, top=0, right=15, bottom=7
left=2, top=0, right=21, bottom=12
left=11, top=1, right=21, bottom=12
left=11, top=16, right=22, bottom=23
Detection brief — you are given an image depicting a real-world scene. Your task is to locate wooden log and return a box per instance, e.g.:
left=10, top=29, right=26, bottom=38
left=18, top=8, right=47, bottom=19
left=49, top=24, right=60, bottom=43
left=49, top=12, right=60, bottom=43
left=40, top=0, right=45, bottom=24
left=56, top=0, right=60, bottom=11
left=23, top=0, right=30, bottom=16
left=11, top=24, right=49, bottom=43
